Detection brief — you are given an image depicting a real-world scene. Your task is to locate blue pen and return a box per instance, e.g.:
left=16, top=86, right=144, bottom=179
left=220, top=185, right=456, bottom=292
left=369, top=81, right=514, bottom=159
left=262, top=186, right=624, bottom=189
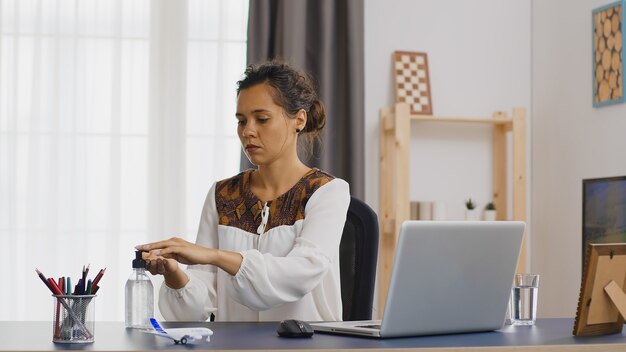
left=66, top=277, right=71, bottom=295
left=86, top=279, right=93, bottom=295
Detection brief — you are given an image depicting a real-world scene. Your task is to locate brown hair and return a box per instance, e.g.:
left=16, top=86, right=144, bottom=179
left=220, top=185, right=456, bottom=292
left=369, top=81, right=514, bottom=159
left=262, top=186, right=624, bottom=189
left=236, top=61, right=326, bottom=150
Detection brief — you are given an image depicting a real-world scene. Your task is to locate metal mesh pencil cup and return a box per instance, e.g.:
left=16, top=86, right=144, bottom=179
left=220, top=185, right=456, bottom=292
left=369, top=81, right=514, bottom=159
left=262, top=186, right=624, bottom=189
left=52, top=295, right=96, bottom=343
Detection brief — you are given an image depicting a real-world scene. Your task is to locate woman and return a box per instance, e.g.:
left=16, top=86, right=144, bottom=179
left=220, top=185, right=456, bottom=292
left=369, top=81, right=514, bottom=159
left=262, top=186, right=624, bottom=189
left=136, top=61, right=350, bottom=322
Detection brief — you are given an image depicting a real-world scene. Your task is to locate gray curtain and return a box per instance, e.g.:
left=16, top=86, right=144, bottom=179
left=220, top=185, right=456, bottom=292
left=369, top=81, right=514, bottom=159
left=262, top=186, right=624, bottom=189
left=242, top=0, right=365, bottom=199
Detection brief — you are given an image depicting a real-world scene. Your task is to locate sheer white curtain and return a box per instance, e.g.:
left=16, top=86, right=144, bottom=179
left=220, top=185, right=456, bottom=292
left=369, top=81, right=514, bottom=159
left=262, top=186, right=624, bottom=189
left=0, top=0, right=247, bottom=321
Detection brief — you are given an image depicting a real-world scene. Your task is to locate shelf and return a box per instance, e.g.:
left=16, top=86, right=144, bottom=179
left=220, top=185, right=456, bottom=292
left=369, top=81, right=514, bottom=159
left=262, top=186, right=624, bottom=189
left=382, top=111, right=514, bottom=130
left=378, top=103, right=527, bottom=315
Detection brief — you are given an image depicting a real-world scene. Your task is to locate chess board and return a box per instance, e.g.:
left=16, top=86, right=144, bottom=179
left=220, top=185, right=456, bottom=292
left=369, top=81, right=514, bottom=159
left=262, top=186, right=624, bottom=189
left=393, top=51, right=432, bottom=115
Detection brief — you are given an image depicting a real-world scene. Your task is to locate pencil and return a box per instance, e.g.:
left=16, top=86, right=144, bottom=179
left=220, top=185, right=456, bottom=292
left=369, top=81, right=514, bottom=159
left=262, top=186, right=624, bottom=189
left=35, top=268, right=53, bottom=292
left=91, top=268, right=106, bottom=288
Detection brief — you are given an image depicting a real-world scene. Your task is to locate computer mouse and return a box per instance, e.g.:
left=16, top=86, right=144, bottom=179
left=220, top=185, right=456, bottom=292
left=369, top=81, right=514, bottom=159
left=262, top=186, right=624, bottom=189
left=276, top=319, right=314, bottom=337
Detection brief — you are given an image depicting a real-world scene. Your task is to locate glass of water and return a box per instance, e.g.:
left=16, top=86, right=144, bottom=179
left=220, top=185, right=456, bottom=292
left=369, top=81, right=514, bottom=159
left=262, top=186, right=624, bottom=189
left=509, top=274, right=540, bottom=326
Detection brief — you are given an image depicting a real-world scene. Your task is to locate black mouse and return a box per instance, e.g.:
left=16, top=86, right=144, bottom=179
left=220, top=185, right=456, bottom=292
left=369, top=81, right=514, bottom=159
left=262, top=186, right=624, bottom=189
left=276, top=319, right=314, bottom=337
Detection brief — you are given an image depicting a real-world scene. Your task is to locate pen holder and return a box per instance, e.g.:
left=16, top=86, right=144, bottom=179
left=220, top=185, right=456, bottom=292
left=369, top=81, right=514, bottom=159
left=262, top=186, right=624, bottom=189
left=52, top=295, right=96, bottom=343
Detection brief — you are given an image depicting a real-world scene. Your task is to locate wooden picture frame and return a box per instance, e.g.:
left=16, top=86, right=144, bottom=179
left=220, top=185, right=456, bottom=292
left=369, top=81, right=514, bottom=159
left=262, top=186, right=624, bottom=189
left=393, top=51, right=433, bottom=115
left=573, top=243, right=626, bottom=336
left=592, top=1, right=625, bottom=107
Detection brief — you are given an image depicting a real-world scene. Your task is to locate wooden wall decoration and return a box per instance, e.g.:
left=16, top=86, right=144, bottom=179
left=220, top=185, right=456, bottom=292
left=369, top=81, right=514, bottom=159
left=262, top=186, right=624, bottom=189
left=393, top=51, right=433, bottom=115
left=593, top=1, right=625, bottom=107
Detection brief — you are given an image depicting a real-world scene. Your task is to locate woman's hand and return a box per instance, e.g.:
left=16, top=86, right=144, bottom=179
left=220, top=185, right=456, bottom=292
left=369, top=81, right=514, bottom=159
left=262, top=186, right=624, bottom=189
left=136, top=236, right=243, bottom=277
left=137, top=237, right=214, bottom=289
left=143, top=254, right=178, bottom=276
left=136, top=237, right=214, bottom=266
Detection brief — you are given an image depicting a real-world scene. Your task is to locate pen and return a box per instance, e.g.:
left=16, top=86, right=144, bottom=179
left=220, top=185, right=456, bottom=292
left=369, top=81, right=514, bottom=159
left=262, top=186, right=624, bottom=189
left=83, top=264, right=90, bottom=294
left=80, top=265, right=86, bottom=295
left=47, top=278, right=63, bottom=294
left=74, top=279, right=82, bottom=295
left=55, top=278, right=63, bottom=339
left=86, top=279, right=93, bottom=295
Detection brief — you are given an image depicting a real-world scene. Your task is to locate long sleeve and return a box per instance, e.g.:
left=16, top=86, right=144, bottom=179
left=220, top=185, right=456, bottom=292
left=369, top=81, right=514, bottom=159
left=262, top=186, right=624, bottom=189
left=227, top=178, right=350, bottom=311
left=158, top=184, right=219, bottom=321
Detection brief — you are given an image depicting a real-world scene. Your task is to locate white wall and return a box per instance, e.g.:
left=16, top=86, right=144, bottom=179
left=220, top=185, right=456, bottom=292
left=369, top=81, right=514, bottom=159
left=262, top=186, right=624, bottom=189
left=364, top=0, right=531, bottom=318
left=532, top=0, right=626, bottom=318
left=364, top=0, right=531, bottom=220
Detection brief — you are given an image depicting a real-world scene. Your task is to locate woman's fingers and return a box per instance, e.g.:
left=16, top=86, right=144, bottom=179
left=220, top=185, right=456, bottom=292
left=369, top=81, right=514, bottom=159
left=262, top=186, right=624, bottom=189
left=145, top=259, right=159, bottom=275
left=145, top=258, right=178, bottom=276
left=135, top=237, right=187, bottom=252
left=155, top=259, right=167, bottom=274
left=135, top=238, right=187, bottom=262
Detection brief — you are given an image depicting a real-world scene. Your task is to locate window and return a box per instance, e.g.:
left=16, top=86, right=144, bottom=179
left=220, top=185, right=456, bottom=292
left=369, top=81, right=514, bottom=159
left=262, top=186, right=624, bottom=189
left=0, top=0, right=248, bottom=321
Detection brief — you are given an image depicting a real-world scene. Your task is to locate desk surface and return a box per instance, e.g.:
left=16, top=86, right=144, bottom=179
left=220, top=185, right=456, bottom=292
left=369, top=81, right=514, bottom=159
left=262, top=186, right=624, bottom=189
left=1, top=319, right=625, bottom=351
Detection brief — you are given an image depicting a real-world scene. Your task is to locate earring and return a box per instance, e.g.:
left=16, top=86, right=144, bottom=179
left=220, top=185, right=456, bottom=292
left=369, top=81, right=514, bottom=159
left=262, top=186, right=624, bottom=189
left=295, top=128, right=301, bottom=133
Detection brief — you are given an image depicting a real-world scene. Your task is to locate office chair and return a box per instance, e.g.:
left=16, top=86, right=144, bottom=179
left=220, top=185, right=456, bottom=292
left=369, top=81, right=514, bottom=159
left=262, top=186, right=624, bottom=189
left=339, top=196, right=379, bottom=321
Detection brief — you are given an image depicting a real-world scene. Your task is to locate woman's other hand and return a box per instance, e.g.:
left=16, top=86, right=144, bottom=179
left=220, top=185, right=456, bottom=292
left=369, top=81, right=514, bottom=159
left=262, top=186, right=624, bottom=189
left=136, top=238, right=205, bottom=289
left=136, top=237, right=213, bottom=266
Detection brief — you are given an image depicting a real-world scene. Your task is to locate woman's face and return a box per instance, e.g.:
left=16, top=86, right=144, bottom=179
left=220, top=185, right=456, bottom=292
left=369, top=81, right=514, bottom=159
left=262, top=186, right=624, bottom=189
left=236, top=83, right=296, bottom=166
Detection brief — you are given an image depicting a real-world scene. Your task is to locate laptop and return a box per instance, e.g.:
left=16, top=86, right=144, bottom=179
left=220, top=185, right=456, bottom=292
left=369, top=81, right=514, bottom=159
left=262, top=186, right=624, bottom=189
left=311, top=220, right=525, bottom=338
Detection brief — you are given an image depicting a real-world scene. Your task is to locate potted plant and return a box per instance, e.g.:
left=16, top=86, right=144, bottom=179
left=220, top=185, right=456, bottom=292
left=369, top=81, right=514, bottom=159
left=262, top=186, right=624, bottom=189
left=484, top=202, right=497, bottom=221
left=464, top=198, right=478, bottom=220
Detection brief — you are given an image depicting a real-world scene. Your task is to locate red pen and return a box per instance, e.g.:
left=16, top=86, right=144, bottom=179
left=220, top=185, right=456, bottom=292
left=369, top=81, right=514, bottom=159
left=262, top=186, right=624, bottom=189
left=55, top=278, right=63, bottom=339
left=91, top=268, right=106, bottom=288
left=47, top=278, right=64, bottom=295
left=42, top=276, right=64, bottom=339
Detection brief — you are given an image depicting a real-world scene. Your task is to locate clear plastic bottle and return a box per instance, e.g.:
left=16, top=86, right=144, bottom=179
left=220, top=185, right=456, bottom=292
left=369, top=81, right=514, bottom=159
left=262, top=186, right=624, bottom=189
left=125, top=250, right=154, bottom=329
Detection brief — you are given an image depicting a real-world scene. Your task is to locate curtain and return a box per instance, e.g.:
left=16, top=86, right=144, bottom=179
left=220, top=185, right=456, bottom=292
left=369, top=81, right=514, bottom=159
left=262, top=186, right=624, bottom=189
left=244, top=0, right=365, bottom=199
left=0, top=0, right=248, bottom=321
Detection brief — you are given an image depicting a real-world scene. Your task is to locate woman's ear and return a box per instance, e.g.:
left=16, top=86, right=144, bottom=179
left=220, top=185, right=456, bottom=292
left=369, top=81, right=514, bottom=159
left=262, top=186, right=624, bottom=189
left=295, top=108, right=307, bottom=133
left=294, top=109, right=307, bottom=131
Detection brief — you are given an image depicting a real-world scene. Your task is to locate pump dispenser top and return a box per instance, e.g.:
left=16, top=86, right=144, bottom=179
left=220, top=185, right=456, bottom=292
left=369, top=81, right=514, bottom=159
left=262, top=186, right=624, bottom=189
left=132, top=250, right=146, bottom=269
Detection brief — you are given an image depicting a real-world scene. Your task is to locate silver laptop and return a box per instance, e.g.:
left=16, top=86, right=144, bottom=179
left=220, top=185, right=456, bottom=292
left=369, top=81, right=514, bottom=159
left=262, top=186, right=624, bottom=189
left=311, top=220, right=525, bottom=338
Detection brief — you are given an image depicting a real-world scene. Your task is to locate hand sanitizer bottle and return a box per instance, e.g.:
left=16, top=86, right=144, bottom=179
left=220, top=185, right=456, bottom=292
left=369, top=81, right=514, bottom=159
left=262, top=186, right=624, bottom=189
left=125, top=250, right=154, bottom=329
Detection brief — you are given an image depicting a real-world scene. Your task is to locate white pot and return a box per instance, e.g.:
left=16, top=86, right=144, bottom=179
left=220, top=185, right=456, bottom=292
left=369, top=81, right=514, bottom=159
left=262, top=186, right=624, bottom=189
left=464, top=209, right=478, bottom=220
left=484, top=210, right=497, bottom=221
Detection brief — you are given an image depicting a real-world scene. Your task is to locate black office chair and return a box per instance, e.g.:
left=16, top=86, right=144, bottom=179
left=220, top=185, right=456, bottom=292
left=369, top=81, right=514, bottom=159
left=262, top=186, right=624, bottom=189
left=339, top=196, right=379, bottom=321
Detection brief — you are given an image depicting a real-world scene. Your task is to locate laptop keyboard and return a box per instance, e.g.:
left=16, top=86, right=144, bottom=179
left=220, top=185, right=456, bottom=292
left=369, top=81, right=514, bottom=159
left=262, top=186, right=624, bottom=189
left=356, top=324, right=381, bottom=330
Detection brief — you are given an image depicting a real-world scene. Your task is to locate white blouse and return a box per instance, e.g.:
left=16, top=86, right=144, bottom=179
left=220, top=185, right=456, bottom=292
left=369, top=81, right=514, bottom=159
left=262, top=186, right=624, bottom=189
left=158, top=169, right=350, bottom=322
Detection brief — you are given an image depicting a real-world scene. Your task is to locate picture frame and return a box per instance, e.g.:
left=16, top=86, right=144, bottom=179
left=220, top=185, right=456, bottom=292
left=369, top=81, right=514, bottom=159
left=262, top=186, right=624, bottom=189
left=582, top=176, right=626, bottom=272
left=393, top=51, right=433, bottom=115
left=592, top=1, right=625, bottom=107
left=573, top=243, right=626, bottom=336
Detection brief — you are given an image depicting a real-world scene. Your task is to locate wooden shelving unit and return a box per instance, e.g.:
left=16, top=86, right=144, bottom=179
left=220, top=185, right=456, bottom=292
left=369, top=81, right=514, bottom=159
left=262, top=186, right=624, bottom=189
left=378, top=102, right=527, bottom=313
